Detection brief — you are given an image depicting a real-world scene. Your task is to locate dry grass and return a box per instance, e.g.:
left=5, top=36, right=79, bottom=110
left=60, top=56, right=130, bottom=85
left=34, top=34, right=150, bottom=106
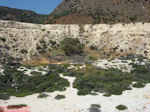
left=24, top=47, right=101, bottom=66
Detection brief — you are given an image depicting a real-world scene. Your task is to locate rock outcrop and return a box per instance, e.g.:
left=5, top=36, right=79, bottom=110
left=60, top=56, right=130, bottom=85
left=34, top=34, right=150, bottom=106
left=0, top=20, right=150, bottom=60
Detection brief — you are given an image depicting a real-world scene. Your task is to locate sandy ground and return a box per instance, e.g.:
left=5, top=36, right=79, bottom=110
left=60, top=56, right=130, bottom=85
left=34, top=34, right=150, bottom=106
left=0, top=61, right=150, bottom=112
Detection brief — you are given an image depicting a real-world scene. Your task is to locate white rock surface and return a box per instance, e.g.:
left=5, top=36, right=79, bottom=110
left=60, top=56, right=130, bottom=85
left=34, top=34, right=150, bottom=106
left=0, top=20, right=150, bottom=60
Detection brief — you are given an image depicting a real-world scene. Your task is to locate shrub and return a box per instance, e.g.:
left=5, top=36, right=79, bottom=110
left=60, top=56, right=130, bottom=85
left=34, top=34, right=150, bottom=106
left=0, top=37, right=6, bottom=42
left=116, top=105, right=128, bottom=110
left=103, top=93, right=111, bottom=97
left=20, top=49, right=27, bottom=54
left=0, top=93, right=10, bottom=100
left=60, top=37, right=84, bottom=56
left=69, top=62, right=150, bottom=96
left=91, top=104, right=101, bottom=108
left=38, top=93, right=49, bottom=98
left=30, top=71, right=42, bottom=76
left=89, top=105, right=101, bottom=112
left=72, top=66, right=133, bottom=95
left=132, top=82, right=145, bottom=88
left=55, top=94, right=65, bottom=100
left=0, top=65, right=69, bottom=99
left=90, top=45, right=98, bottom=50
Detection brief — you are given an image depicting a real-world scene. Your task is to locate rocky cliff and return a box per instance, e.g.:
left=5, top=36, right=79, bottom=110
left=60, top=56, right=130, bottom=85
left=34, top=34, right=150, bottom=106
left=0, top=20, right=150, bottom=60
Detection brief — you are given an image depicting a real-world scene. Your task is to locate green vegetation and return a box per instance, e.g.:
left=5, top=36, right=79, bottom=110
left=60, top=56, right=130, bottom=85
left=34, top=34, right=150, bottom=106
left=103, top=93, right=111, bottom=97
left=0, top=93, right=10, bottom=100
left=89, top=104, right=101, bottom=112
left=62, top=63, right=150, bottom=96
left=90, top=45, right=98, bottom=50
left=38, top=93, right=49, bottom=98
left=0, top=64, right=69, bottom=99
left=88, top=56, right=97, bottom=61
left=0, top=37, right=6, bottom=42
left=38, top=67, right=45, bottom=71
left=55, top=94, right=65, bottom=100
left=0, top=6, right=48, bottom=24
left=53, top=10, right=70, bottom=19
left=132, top=82, right=145, bottom=88
left=116, top=105, right=128, bottom=110
left=60, top=37, right=84, bottom=56
left=30, top=71, right=42, bottom=76
left=91, top=104, right=101, bottom=108
left=71, top=65, right=132, bottom=95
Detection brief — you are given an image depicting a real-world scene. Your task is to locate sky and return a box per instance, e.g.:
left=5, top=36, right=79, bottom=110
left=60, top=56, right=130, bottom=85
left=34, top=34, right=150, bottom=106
left=0, top=0, right=62, bottom=14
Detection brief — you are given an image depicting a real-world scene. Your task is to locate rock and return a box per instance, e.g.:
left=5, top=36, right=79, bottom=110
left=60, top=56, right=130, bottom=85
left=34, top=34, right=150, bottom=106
left=0, top=20, right=150, bottom=60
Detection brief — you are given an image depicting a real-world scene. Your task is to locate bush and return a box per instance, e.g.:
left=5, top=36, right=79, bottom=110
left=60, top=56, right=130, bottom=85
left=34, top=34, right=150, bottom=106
left=60, top=37, right=84, bottom=56
left=0, top=65, right=69, bottom=99
left=38, top=93, right=49, bottom=98
left=91, top=104, right=101, bottom=108
left=72, top=66, right=133, bottom=95
left=132, top=82, right=145, bottom=88
left=103, top=93, right=111, bottom=97
left=90, top=45, right=98, bottom=50
left=55, top=94, right=65, bottom=100
left=69, top=62, right=150, bottom=96
left=30, top=71, right=42, bottom=76
left=0, top=93, right=10, bottom=100
left=89, top=105, right=101, bottom=112
left=116, top=105, right=128, bottom=110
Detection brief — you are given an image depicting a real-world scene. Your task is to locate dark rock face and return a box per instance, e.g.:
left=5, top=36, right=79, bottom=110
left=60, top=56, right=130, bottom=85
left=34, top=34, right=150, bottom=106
left=48, top=0, right=150, bottom=24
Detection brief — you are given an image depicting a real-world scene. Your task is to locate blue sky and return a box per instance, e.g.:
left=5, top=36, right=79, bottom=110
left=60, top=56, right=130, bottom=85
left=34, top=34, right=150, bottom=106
left=0, top=0, right=62, bottom=14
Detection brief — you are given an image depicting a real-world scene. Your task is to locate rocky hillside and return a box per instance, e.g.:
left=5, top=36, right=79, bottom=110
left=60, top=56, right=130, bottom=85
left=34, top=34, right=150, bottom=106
left=47, top=0, right=150, bottom=24
left=0, top=6, right=48, bottom=24
left=0, top=20, right=150, bottom=61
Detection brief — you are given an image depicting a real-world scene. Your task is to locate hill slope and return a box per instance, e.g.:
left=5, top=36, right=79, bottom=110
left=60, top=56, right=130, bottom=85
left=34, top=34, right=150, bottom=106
left=0, top=6, right=48, bottom=24
left=47, top=0, right=150, bottom=24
